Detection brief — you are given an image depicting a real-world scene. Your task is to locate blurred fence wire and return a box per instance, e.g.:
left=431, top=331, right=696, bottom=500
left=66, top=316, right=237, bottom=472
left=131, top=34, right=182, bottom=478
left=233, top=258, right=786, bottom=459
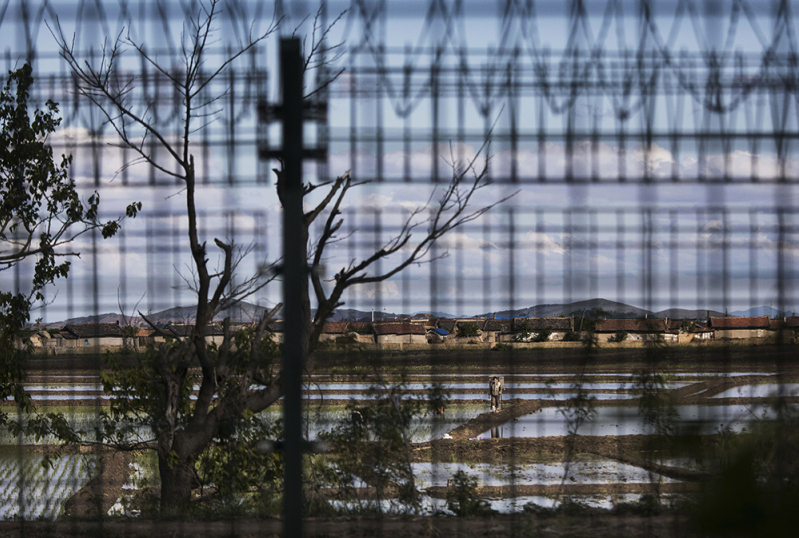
left=3, top=0, right=799, bottom=536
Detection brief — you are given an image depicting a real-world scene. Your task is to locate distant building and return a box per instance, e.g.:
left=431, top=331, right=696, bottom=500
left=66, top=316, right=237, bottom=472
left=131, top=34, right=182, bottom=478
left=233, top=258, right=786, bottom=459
left=594, top=318, right=676, bottom=343
left=690, top=323, right=714, bottom=341
left=436, top=319, right=458, bottom=335
left=709, top=316, right=770, bottom=340
left=373, top=322, right=427, bottom=344
left=319, top=322, right=351, bottom=342
left=156, top=323, right=226, bottom=345
left=267, top=321, right=285, bottom=343
left=61, top=323, right=126, bottom=347
left=482, top=319, right=514, bottom=342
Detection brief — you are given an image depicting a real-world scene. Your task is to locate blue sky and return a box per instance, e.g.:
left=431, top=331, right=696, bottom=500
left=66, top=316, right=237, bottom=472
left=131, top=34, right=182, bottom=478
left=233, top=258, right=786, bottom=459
left=3, top=0, right=799, bottom=321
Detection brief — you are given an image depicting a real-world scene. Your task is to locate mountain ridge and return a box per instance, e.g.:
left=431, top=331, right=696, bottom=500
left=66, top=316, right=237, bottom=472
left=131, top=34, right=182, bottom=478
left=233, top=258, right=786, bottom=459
left=43, top=299, right=781, bottom=327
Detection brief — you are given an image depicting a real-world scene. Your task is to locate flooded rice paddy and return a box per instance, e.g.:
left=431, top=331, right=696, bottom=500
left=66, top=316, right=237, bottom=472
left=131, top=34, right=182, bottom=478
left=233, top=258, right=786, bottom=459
left=0, top=452, right=98, bottom=520
left=488, top=403, right=795, bottom=438
left=4, top=367, right=798, bottom=519
left=411, top=460, right=679, bottom=488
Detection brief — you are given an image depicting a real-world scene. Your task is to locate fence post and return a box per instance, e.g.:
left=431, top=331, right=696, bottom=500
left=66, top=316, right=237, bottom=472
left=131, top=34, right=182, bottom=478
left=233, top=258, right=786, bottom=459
left=280, top=36, right=304, bottom=538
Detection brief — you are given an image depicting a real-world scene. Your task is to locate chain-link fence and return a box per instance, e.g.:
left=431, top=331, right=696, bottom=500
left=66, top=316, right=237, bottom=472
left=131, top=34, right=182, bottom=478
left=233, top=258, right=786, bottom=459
left=2, top=1, right=799, bottom=536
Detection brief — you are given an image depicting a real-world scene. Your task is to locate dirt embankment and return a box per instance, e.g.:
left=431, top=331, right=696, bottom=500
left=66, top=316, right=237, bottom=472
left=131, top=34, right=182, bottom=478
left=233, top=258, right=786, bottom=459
left=62, top=451, right=134, bottom=518
left=447, top=400, right=543, bottom=440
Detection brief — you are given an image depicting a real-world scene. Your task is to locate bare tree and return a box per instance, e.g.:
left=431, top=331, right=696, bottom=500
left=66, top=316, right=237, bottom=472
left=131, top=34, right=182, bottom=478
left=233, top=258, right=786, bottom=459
left=280, top=141, right=511, bottom=357
left=52, top=0, right=511, bottom=511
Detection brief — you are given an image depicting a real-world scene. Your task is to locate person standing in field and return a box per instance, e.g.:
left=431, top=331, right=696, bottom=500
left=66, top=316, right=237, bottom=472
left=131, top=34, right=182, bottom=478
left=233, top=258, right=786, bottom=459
left=489, top=376, right=502, bottom=412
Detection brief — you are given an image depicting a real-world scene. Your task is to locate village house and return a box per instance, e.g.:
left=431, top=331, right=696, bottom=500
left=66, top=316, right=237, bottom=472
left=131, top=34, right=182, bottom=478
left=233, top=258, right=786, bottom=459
left=267, top=321, right=285, bottom=343
left=319, top=322, right=351, bottom=342
left=594, top=318, right=677, bottom=343
left=690, top=323, right=714, bottom=341
left=129, top=327, right=157, bottom=348
left=709, top=316, right=770, bottom=340
left=27, top=330, right=56, bottom=349
left=345, top=321, right=375, bottom=343
left=427, top=327, right=450, bottom=342
left=482, top=319, right=515, bottom=342
left=450, top=319, right=485, bottom=343
left=782, top=317, right=799, bottom=337
left=763, top=317, right=799, bottom=342
left=155, top=322, right=226, bottom=345
left=373, top=322, right=427, bottom=344
left=61, top=323, right=127, bottom=347
left=436, top=319, right=458, bottom=336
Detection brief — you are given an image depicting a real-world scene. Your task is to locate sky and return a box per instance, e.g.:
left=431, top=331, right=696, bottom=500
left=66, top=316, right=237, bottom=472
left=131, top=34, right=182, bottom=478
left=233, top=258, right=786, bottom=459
left=3, top=0, right=799, bottom=322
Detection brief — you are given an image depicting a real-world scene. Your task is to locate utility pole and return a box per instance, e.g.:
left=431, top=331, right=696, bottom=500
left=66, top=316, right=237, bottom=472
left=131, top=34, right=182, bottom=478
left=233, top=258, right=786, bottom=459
left=281, top=37, right=304, bottom=538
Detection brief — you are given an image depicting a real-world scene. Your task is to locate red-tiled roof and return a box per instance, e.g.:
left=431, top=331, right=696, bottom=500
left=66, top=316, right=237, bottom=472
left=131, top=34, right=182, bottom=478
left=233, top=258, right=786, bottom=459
left=322, top=322, right=350, bottom=334
left=373, top=322, right=426, bottom=335
left=594, top=319, right=668, bottom=333
left=785, top=317, right=799, bottom=328
left=710, top=316, right=770, bottom=329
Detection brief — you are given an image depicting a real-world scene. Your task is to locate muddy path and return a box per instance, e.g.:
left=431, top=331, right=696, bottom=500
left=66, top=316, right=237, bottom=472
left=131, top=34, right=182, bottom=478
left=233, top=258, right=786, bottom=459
left=446, top=400, right=543, bottom=440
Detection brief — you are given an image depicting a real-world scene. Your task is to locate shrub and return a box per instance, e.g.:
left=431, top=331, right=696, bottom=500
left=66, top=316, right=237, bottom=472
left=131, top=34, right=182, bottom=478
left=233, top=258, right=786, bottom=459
left=514, top=320, right=532, bottom=341
left=562, top=331, right=580, bottom=342
left=523, top=498, right=589, bottom=517
left=532, top=329, right=552, bottom=342
left=446, top=470, right=494, bottom=517
left=615, top=494, right=661, bottom=516
left=492, top=343, right=513, bottom=351
left=457, top=322, right=479, bottom=338
left=613, top=330, right=628, bottom=342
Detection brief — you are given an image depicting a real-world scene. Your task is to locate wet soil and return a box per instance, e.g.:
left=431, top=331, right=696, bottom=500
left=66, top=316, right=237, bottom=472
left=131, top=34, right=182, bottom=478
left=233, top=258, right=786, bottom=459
left=0, top=513, right=711, bottom=538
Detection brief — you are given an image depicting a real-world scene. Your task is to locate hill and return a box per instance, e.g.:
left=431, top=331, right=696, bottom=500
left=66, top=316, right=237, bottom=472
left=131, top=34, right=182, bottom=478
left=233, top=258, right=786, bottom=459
left=729, top=306, right=796, bottom=318
left=484, top=298, right=651, bottom=319
left=47, top=298, right=778, bottom=327
left=653, top=308, right=725, bottom=319
left=47, top=303, right=404, bottom=327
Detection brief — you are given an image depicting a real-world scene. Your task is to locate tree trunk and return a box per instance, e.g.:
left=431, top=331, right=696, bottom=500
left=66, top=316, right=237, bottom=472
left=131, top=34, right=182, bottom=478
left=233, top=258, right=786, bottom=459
left=158, top=455, right=195, bottom=511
